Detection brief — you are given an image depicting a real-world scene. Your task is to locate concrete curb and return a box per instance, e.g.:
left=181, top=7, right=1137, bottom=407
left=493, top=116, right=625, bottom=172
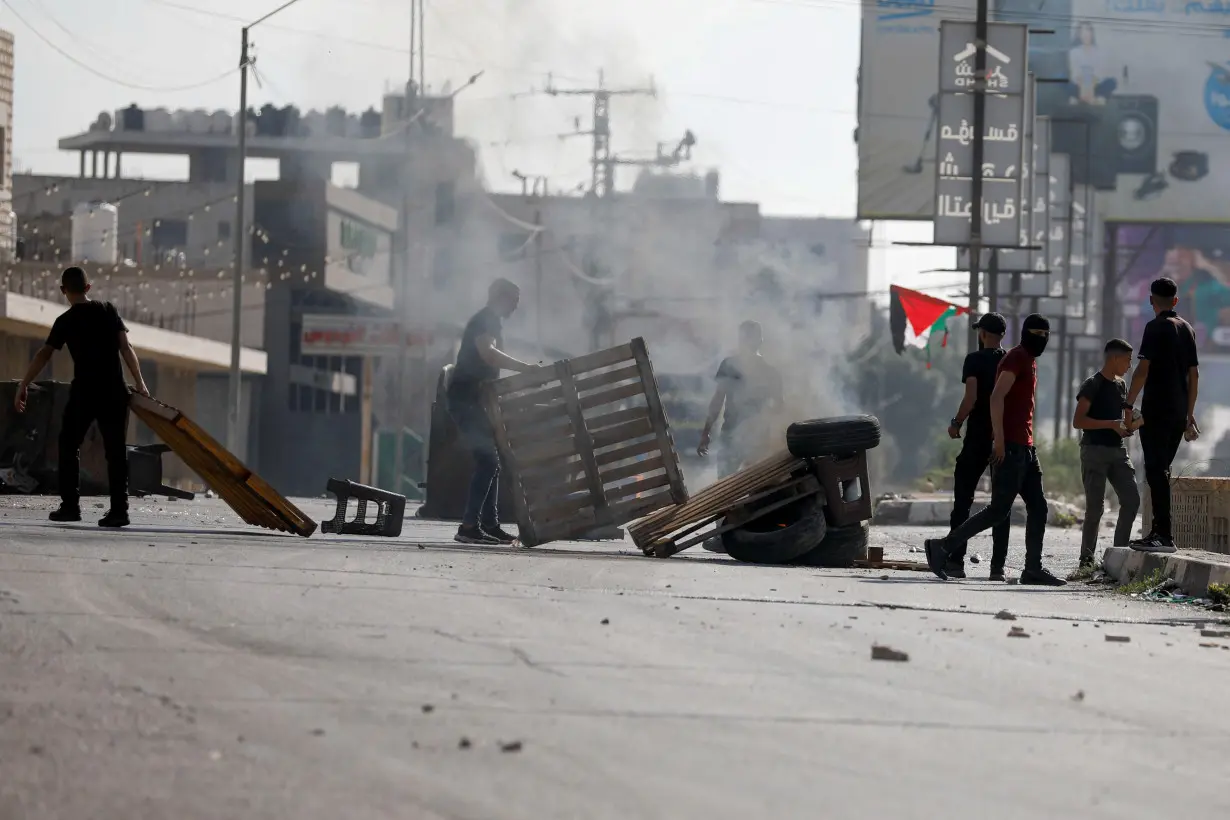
left=873, top=495, right=1082, bottom=528
left=1103, top=547, right=1230, bottom=597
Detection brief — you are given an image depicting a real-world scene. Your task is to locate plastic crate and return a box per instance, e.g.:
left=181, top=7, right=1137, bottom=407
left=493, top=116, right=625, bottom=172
left=1141, top=476, right=1230, bottom=554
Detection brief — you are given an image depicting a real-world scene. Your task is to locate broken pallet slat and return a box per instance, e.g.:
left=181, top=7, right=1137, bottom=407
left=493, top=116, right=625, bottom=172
left=484, top=337, right=686, bottom=547
left=128, top=393, right=317, bottom=538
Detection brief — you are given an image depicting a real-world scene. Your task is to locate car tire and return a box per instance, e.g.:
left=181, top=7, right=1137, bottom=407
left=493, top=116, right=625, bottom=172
left=785, top=415, right=881, bottom=458
left=793, top=521, right=870, bottom=568
left=720, top=495, right=827, bottom=564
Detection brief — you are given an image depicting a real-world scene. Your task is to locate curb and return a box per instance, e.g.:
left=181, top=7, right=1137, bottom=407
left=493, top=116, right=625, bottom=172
left=1103, top=547, right=1230, bottom=597
left=873, top=496, right=1081, bottom=528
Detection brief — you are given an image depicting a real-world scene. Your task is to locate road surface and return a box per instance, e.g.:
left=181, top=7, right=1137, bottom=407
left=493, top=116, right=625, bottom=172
left=2, top=496, right=1228, bottom=819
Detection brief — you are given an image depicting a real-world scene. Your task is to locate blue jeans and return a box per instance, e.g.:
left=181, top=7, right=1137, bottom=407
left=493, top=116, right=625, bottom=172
left=449, top=393, right=500, bottom=528
left=940, top=443, right=1048, bottom=571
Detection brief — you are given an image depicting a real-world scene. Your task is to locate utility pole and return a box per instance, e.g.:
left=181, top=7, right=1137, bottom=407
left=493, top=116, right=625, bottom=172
left=546, top=70, right=656, bottom=198
left=967, top=0, right=989, bottom=354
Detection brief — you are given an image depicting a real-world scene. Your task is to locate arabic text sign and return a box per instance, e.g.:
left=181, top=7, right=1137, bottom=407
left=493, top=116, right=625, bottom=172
left=939, top=21, right=1029, bottom=95
left=935, top=94, right=1024, bottom=179
left=300, top=315, right=430, bottom=356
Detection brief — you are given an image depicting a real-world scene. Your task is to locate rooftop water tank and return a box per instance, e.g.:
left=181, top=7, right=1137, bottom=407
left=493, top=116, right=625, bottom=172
left=71, top=202, right=119, bottom=265
left=145, top=108, right=173, bottom=132
left=209, top=109, right=232, bottom=134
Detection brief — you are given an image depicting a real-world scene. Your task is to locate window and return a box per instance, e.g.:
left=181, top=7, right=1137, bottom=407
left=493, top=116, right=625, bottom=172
left=434, top=181, right=455, bottom=225
left=431, top=245, right=454, bottom=287
left=151, top=218, right=189, bottom=249
left=217, top=221, right=232, bottom=241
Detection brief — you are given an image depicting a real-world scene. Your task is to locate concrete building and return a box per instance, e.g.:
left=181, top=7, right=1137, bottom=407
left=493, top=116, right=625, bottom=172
left=0, top=29, right=14, bottom=262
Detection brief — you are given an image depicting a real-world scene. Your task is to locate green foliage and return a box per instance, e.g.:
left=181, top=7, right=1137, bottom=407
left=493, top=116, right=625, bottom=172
left=1117, top=568, right=1167, bottom=595
left=1208, top=583, right=1230, bottom=606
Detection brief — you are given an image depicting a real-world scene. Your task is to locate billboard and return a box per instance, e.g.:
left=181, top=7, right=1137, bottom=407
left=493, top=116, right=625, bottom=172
left=859, top=0, right=1230, bottom=222
left=1113, top=223, right=1230, bottom=352
left=300, top=314, right=430, bottom=356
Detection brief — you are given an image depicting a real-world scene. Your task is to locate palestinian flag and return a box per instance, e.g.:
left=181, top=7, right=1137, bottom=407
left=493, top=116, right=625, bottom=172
left=889, top=285, right=969, bottom=367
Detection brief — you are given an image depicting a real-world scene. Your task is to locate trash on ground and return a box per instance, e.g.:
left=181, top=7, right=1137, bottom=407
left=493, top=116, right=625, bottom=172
left=1008, top=626, right=1029, bottom=638
left=994, top=610, right=1017, bottom=621
left=871, top=645, right=909, bottom=662
left=1105, top=635, right=1131, bottom=643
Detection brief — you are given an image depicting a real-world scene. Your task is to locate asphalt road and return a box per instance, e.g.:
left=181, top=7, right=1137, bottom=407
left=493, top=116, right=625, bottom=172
left=2, top=496, right=1229, bottom=820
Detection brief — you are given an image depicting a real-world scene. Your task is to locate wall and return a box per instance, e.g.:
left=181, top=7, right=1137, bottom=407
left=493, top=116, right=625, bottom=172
left=0, top=30, right=13, bottom=261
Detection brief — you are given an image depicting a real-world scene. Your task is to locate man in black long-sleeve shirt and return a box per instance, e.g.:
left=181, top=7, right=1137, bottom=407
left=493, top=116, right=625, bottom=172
left=1125, top=277, right=1199, bottom=552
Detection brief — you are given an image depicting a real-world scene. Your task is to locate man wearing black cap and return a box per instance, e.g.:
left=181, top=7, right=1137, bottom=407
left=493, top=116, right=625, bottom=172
left=944, top=312, right=1010, bottom=580
left=1125, top=277, right=1199, bottom=552
left=924, top=314, right=1066, bottom=586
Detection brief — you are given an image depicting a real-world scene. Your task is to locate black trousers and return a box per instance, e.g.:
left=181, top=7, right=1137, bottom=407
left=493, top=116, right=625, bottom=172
left=942, top=444, right=1047, bottom=571
left=949, top=435, right=1010, bottom=569
left=58, top=387, right=129, bottom=512
left=1139, top=417, right=1185, bottom=539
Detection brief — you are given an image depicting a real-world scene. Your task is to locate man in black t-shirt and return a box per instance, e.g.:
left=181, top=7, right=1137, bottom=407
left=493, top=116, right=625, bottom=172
left=1126, top=277, right=1200, bottom=552
left=448, top=278, right=537, bottom=545
left=1072, top=338, right=1139, bottom=568
left=698, top=321, right=783, bottom=477
left=944, top=312, right=1010, bottom=580
left=13, top=267, right=149, bottom=528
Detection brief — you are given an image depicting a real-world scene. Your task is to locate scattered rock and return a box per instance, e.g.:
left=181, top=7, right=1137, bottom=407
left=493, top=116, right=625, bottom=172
left=880, top=574, right=890, bottom=581
left=600, top=618, right=610, bottom=625
left=1105, top=635, right=1131, bottom=643
left=209, top=750, right=222, bottom=761
left=421, top=704, right=434, bottom=714
left=1071, top=690, right=1085, bottom=702
left=1199, top=642, right=1221, bottom=649
left=499, top=740, right=524, bottom=753
left=1200, top=629, right=1230, bottom=638
left=205, top=490, right=216, bottom=499
left=29, top=745, right=43, bottom=756
left=237, top=735, right=245, bottom=743
left=970, top=553, right=983, bottom=564
left=1008, top=626, right=1030, bottom=638
left=458, top=737, right=472, bottom=750
left=418, top=545, right=425, bottom=550
left=994, top=610, right=1018, bottom=621
left=871, top=644, right=909, bottom=662
left=311, top=728, right=325, bottom=736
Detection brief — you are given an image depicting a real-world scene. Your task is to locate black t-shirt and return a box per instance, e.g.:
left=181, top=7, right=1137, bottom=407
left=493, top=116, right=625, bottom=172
left=1078, top=373, right=1127, bottom=448
left=45, top=301, right=128, bottom=394
left=449, top=306, right=502, bottom=403
left=716, top=355, right=782, bottom=434
left=1138, top=309, right=1199, bottom=423
left=961, top=347, right=1006, bottom=441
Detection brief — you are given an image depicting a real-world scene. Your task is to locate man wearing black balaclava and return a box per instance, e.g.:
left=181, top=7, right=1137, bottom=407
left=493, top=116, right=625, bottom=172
left=923, top=314, right=1066, bottom=586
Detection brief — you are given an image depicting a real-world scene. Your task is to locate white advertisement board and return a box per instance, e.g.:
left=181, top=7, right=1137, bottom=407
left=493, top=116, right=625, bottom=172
left=858, top=0, right=1230, bottom=222
left=300, top=314, right=429, bottom=356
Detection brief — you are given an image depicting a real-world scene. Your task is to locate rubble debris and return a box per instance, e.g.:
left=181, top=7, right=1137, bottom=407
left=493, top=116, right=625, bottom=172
left=499, top=740, right=524, bottom=753
left=970, top=553, right=983, bottom=564
left=1071, top=690, right=1085, bottom=702
left=600, top=618, right=610, bottom=625
left=1200, top=629, right=1230, bottom=639
left=1008, top=626, right=1030, bottom=638
left=1105, top=635, right=1131, bottom=643
left=994, top=610, right=1018, bottom=621
left=421, top=704, right=434, bottom=714
left=311, top=728, right=325, bottom=736
left=458, top=737, right=473, bottom=750
left=870, top=645, right=909, bottom=662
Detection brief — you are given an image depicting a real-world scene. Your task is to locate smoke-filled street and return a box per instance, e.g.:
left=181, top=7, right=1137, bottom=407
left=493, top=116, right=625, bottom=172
left=2, top=497, right=1228, bottom=820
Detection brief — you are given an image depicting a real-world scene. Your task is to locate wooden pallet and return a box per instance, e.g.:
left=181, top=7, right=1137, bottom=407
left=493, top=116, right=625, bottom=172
left=628, top=449, right=810, bottom=558
left=483, top=337, right=688, bottom=546
left=129, top=393, right=317, bottom=537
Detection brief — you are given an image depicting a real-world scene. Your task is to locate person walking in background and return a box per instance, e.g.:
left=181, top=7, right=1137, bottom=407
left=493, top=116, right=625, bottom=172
left=944, top=312, right=1010, bottom=581
left=12, top=266, right=150, bottom=528
left=924, top=314, right=1065, bottom=586
left=1126, top=277, right=1200, bottom=552
left=448, top=278, right=538, bottom=546
left=697, top=320, right=783, bottom=477
left=1072, top=339, right=1140, bottom=569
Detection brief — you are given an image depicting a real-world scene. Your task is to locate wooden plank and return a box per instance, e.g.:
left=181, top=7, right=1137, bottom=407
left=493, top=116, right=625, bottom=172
left=590, top=417, right=654, bottom=451
left=573, top=363, right=642, bottom=394
left=129, top=392, right=177, bottom=421
left=520, top=462, right=586, bottom=491
left=630, top=337, right=688, bottom=505
left=607, top=488, right=676, bottom=527
left=555, top=358, right=611, bottom=527
left=565, top=342, right=635, bottom=375
left=492, top=365, right=558, bottom=396
left=577, top=381, right=646, bottom=412
left=500, top=401, right=569, bottom=431
left=596, top=456, right=665, bottom=486
left=594, top=438, right=660, bottom=468
left=499, top=384, right=564, bottom=415
left=586, top=405, right=649, bottom=432
left=652, top=478, right=819, bottom=557
left=527, top=490, right=595, bottom=519
left=245, top=473, right=318, bottom=537
left=514, top=434, right=579, bottom=466
left=604, top=473, right=671, bottom=505
left=507, top=417, right=573, bottom=450
left=518, top=454, right=582, bottom=482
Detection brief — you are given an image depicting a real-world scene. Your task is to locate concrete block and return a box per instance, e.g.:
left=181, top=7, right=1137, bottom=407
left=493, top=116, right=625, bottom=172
left=1102, top=547, right=1230, bottom=597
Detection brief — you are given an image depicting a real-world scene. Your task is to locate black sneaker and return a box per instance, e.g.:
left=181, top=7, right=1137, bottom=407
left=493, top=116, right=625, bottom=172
left=98, top=510, right=130, bottom=528
left=48, top=505, right=81, bottom=523
left=1130, top=533, right=1177, bottom=554
left=924, top=539, right=950, bottom=581
left=989, top=568, right=1007, bottom=582
left=455, top=525, right=498, bottom=545
left=1020, top=567, right=1067, bottom=587
left=482, top=525, right=518, bottom=545
left=944, top=559, right=967, bottom=579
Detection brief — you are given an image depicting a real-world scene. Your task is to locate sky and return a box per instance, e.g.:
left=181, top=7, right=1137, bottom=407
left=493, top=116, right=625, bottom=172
left=0, top=0, right=961, bottom=302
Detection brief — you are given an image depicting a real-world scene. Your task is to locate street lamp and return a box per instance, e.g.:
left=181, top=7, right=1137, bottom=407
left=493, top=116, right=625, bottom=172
left=226, top=0, right=308, bottom=454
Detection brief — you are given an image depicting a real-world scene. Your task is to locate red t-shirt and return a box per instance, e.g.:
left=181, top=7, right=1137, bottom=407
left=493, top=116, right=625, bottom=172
left=997, top=345, right=1037, bottom=446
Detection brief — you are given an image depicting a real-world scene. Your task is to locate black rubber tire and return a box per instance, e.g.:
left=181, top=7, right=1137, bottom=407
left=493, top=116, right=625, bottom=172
left=721, top=495, right=828, bottom=565
left=785, top=415, right=881, bottom=458
left=793, top=522, right=871, bottom=568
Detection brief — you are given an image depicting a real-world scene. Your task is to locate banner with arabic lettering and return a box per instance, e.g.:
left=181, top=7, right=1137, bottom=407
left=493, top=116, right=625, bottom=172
left=859, top=0, right=1230, bottom=224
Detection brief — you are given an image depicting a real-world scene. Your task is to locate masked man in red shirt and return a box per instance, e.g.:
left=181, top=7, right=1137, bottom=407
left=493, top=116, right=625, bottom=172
left=924, top=314, right=1066, bottom=586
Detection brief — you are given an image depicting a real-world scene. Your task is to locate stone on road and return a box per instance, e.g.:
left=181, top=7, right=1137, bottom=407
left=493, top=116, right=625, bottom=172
left=1, top=496, right=1229, bottom=819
